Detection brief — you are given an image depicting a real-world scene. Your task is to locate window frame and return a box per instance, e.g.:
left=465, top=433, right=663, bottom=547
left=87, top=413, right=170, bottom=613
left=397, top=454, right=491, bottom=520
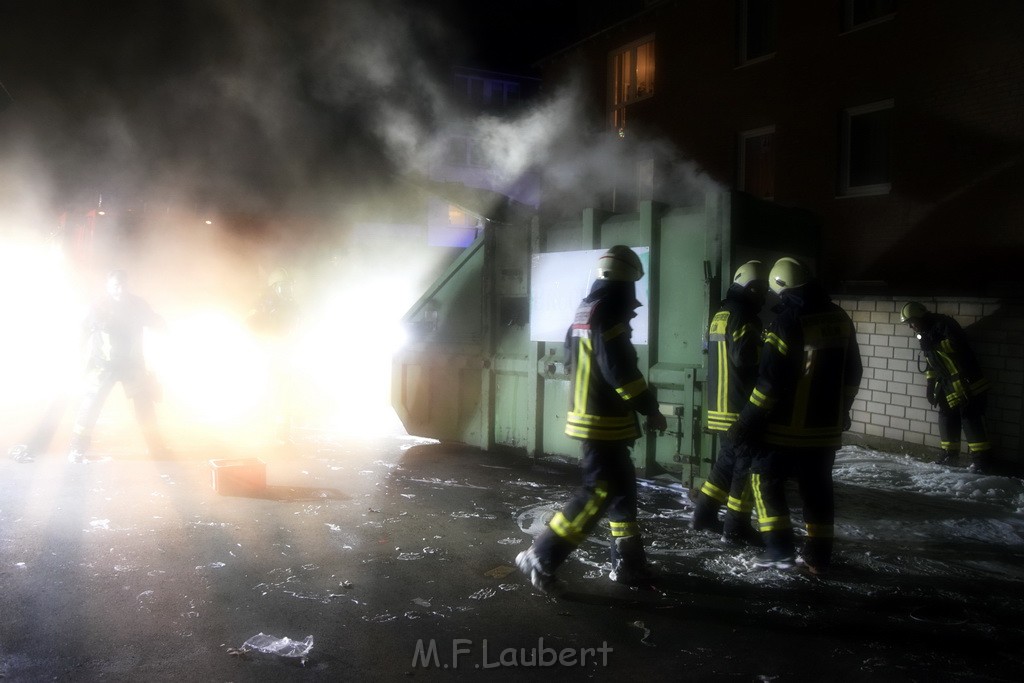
left=738, top=0, right=777, bottom=66
left=738, top=125, right=776, bottom=200
left=841, top=0, right=897, bottom=33
left=839, top=99, right=894, bottom=197
left=608, top=35, right=656, bottom=131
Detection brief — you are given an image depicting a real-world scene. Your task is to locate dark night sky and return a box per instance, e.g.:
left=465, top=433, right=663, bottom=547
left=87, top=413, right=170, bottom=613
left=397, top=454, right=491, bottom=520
left=0, top=0, right=597, bottom=223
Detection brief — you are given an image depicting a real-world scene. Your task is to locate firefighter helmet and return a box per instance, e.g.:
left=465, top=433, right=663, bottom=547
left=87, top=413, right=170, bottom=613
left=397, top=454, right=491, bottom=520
left=769, top=257, right=811, bottom=295
left=900, top=301, right=929, bottom=323
left=732, top=260, right=767, bottom=289
left=596, top=245, right=644, bottom=282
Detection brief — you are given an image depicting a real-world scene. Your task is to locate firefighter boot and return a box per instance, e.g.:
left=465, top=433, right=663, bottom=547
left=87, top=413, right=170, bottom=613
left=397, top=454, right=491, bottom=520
left=515, top=546, right=566, bottom=596
left=721, top=512, right=764, bottom=548
left=690, top=495, right=724, bottom=533
left=754, top=528, right=797, bottom=570
left=518, top=529, right=573, bottom=595
left=969, top=452, right=996, bottom=475
left=609, top=535, right=658, bottom=587
left=799, top=536, right=833, bottom=577
left=935, top=449, right=959, bottom=466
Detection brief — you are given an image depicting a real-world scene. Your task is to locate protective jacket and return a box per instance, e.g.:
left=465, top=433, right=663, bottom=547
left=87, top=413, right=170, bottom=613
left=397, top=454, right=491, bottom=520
left=564, top=280, right=660, bottom=442
left=915, top=313, right=990, bottom=408
left=84, top=292, right=162, bottom=376
left=739, top=282, right=862, bottom=448
left=707, top=287, right=763, bottom=432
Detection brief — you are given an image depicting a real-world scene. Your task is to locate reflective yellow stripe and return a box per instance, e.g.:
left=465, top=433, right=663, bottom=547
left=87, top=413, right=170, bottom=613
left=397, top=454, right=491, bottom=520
left=566, top=412, right=634, bottom=427
left=734, top=322, right=756, bottom=342
left=765, top=332, right=788, bottom=355
left=565, top=423, right=638, bottom=441
left=707, top=415, right=738, bottom=431
left=700, top=480, right=728, bottom=503
left=805, top=523, right=833, bottom=538
left=751, top=473, right=767, bottom=526
left=727, top=495, right=752, bottom=513
left=750, top=388, right=768, bottom=408
left=549, top=483, right=609, bottom=544
left=752, top=473, right=791, bottom=531
left=573, top=338, right=591, bottom=413
left=968, top=441, right=992, bottom=453
left=616, top=377, right=649, bottom=401
left=609, top=520, right=639, bottom=537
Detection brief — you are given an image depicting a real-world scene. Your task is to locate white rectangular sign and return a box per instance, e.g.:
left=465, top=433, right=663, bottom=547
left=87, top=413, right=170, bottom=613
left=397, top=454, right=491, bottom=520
left=529, top=248, right=650, bottom=344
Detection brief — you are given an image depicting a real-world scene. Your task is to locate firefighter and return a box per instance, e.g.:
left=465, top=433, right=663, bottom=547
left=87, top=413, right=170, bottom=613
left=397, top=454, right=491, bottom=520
left=248, top=267, right=299, bottom=337
left=247, top=267, right=301, bottom=443
left=728, top=257, right=862, bottom=575
left=516, top=245, right=668, bottom=593
left=691, top=260, right=767, bottom=547
left=900, top=301, right=994, bottom=474
left=68, top=270, right=168, bottom=462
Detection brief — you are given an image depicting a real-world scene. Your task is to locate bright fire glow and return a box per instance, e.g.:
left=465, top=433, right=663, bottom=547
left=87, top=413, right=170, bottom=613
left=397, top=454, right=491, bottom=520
left=147, top=309, right=270, bottom=429
left=288, top=274, right=415, bottom=436
left=0, top=221, right=435, bottom=452
left=0, top=239, right=83, bottom=416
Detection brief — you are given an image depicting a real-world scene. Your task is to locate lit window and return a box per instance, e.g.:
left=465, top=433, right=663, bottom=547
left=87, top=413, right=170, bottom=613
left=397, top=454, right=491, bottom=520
left=739, top=126, right=775, bottom=200
left=739, top=0, right=776, bottom=63
left=609, top=37, right=655, bottom=131
left=842, top=0, right=896, bottom=31
left=840, top=100, right=893, bottom=196
left=448, top=205, right=468, bottom=227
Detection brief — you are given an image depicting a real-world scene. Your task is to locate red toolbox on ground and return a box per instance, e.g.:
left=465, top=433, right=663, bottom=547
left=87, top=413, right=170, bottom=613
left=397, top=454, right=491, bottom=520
left=210, top=458, right=267, bottom=496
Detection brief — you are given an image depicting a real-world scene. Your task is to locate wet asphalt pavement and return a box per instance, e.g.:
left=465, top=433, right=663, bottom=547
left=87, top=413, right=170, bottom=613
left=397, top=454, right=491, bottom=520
left=1, top=428, right=1023, bottom=682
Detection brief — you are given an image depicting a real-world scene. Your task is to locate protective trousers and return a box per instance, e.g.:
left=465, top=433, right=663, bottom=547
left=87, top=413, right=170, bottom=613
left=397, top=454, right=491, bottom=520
left=71, top=367, right=162, bottom=455
left=750, top=446, right=836, bottom=568
left=532, top=440, right=645, bottom=572
left=695, top=439, right=755, bottom=535
left=937, top=394, right=991, bottom=457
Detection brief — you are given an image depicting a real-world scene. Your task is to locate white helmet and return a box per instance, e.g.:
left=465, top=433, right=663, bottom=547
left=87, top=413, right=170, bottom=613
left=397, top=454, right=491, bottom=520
left=769, top=257, right=811, bottom=295
left=732, top=260, right=767, bottom=289
left=900, top=301, right=928, bottom=323
left=596, top=245, right=644, bottom=282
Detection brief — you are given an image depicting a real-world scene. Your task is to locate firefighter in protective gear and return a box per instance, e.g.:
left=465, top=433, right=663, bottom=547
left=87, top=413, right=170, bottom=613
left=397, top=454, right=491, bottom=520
left=249, top=268, right=299, bottom=337
left=901, top=301, right=994, bottom=473
left=692, top=260, right=767, bottom=547
left=248, top=266, right=301, bottom=444
left=728, top=257, right=862, bottom=574
left=517, top=245, right=667, bottom=593
left=68, top=270, right=168, bottom=462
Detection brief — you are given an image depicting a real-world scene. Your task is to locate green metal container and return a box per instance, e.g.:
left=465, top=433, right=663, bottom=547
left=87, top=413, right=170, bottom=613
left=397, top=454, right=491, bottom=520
left=392, top=191, right=818, bottom=490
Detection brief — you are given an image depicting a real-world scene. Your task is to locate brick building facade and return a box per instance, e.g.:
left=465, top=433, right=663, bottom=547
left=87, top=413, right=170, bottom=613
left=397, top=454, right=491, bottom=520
left=537, top=1, right=1024, bottom=465
left=836, top=297, right=1023, bottom=459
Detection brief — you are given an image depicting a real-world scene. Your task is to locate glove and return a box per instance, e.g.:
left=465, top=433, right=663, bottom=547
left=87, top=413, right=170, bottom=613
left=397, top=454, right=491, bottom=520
left=644, top=412, right=668, bottom=435
left=725, top=418, right=759, bottom=445
left=926, top=379, right=939, bottom=408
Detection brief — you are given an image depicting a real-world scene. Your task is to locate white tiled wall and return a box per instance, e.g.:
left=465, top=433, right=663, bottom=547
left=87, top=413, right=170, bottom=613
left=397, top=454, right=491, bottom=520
left=833, top=296, right=1021, bottom=458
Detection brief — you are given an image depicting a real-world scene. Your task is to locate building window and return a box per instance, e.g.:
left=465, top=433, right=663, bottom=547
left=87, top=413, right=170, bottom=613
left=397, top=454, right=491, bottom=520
left=448, top=204, right=468, bottom=227
left=609, top=36, right=655, bottom=132
left=842, top=0, right=896, bottom=32
left=739, top=126, right=775, bottom=200
left=444, top=136, right=487, bottom=168
left=739, top=0, right=776, bottom=64
left=840, top=100, right=893, bottom=196
left=454, top=73, right=523, bottom=109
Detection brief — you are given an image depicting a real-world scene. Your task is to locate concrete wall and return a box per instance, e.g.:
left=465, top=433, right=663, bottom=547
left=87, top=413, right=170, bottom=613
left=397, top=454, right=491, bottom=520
left=834, top=296, right=1024, bottom=462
